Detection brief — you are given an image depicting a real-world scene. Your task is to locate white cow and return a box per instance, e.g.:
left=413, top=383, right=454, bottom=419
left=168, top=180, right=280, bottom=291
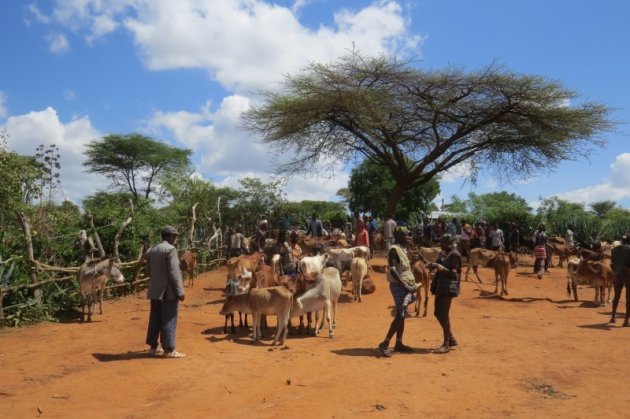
left=350, top=257, right=368, bottom=302
left=291, top=267, right=342, bottom=338
left=298, top=253, right=329, bottom=276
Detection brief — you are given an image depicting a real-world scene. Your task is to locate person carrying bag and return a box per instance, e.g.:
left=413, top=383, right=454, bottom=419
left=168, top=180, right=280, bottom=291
left=429, top=234, right=462, bottom=353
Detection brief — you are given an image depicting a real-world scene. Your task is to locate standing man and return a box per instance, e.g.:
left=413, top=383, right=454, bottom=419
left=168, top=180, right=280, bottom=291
left=145, top=226, right=186, bottom=358
left=383, top=214, right=397, bottom=250
left=378, top=232, right=417, bottom=357
left=256, top=219, right=270, bottom=253
left=488, top=223, right=504, bottom=251
left=227, top=225, right=247, bottom=257
left=533, top=224, right=548, bottom=278
left=367, top=216, right=377, bottom=255
left=610, top=233, right=630, bottom=326
left=459, top=220, right=473, bottom=258
left=306, top=214, right=323, bottom=239
left=508, top=222, right=520, bottom=267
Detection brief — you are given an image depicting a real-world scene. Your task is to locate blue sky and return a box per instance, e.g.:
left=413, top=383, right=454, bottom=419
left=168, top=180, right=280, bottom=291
left=1, top=0, right=629, bottom=210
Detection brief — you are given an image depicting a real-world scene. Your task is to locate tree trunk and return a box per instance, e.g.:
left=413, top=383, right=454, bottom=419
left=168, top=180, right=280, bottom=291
left=385, top=182, right=406, bottom=217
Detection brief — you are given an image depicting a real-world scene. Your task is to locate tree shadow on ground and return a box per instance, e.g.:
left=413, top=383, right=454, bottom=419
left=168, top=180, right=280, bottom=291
left=472, top=290, right=589, bottom=306
left=92, top=350, right=155, bottom=362
left=56, top=309, right=83, bottom=324
left=331, top=347, right=433, bottom=357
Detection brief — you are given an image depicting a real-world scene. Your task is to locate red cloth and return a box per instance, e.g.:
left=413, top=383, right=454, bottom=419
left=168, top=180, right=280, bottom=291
left=355, top=229, right=370, bottom=247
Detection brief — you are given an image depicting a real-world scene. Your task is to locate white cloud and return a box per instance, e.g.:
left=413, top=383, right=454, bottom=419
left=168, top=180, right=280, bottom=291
left=0, top=91, right=7, bottom=118
left=64, top=89, right=76, bottom=101
left=2, top=107, right=107, bottom=204
left=28, top=3, right=51, bottom=24
left=25, top=1, right=422, bottom=204
left=44, top=1, right=421, bottom=93
left=46, top=33, right=70, bottom=54
left=556, top=153, right=630, bottom=204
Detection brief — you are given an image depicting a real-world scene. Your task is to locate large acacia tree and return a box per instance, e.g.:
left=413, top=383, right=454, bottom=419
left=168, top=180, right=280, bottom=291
left=83, top=133, right=192, bottom=203
left=243, top=52, right=613, bottom=215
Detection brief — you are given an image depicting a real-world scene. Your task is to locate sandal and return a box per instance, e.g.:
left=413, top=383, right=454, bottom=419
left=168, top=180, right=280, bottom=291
left=148, top=347, right=164, bottom=356
left=163, top=350, right=186, bottom=358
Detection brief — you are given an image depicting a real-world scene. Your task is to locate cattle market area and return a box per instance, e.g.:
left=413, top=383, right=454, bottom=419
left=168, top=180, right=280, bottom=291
left=1, top=254, right=628, bottom=418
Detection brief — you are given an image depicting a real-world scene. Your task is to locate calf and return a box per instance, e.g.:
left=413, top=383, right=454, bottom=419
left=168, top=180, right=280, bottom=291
left=179, top=251, right=197, bottom=287
left=220, top=286, right=293, bottom=346
left=411, top=260, right=430, bottom=317
left=290, top=267, right=342, bottom=338
left=350, top=257, right=368, bottom=302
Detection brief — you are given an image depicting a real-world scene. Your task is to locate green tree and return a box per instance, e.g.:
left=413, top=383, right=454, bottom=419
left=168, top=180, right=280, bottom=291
left=537, top=197, right=598, bottom=240
left=589, top=200, right=617, bottom=217
left=442, top=195, right=468, bottom=214
left=468, top=191, right=532, bottom=230
left=160, top=174, right=240, bottom=244
left=83, top=133, right=192, bottom=203
left=347, top=158, right=439, bottom=220
left=233, top=177, right=285, bottom=233
left=243, top=51, right=613, bottom=215
left=34, top=144, right=61, bottom=203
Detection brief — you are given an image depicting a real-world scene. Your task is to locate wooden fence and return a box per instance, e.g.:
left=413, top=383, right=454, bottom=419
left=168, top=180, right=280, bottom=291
left=0, top=246, right=227, bottom=323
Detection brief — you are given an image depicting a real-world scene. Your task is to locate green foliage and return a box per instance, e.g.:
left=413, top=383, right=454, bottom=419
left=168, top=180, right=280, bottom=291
left=278, top=200, right=348, bottom=230
left=467, top=192, right=533, bottom=230
left=83, top=192, right=165, bottom=259
left=231, top=177, right=285, bottom=234
left=589, top=200, right=617, bottom=217
left=159, top=174, right=240, bottom=246
left=0, top=130, right=45, bottom=223
left=83, top=133, right=192, bottom=203
left=244, top=50, right=613, bottom=215
left=348, top=159, right=440, bottom=220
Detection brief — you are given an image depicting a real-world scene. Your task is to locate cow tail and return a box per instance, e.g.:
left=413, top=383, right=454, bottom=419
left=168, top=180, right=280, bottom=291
left=566, top=281, right=572, bottom=297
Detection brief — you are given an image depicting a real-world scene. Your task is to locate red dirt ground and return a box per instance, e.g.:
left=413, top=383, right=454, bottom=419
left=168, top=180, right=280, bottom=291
left=1, top=254, right=629, bottom=418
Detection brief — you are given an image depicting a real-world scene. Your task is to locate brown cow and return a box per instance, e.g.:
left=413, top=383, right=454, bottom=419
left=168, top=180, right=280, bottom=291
left=546, top=242, right=579, bottom=268
left=465, top=248, right=516, bottom=283
left=567, top=257, right=614, bottom=305
left=179, top=251, right=197, bottom=287
left=226, top=252, right=264, bottom=281
left=411, top=260, right=430, bottom=317
left=493, top=251, right=511, bottom=296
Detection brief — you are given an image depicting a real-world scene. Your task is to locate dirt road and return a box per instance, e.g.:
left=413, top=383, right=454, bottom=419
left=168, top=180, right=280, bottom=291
left=1, top=255, right=629, bottom=418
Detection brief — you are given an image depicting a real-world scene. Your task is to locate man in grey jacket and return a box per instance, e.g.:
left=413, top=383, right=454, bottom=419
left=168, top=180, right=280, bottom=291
left=145, top=226, right=186, bottom=358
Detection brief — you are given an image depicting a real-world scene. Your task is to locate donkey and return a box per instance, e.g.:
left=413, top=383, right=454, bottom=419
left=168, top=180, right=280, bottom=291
left=77, top=258, right=125, bottom=322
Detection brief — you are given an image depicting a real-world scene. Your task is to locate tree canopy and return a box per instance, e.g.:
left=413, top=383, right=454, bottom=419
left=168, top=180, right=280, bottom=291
left=243, top=51, right=613, bottom=214
left=83, top=133, right=192, bottom=203
left=348, top=158, right=439, bottom=220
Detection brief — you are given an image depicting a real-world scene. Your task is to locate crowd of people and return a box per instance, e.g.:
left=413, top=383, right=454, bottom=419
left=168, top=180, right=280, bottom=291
left=142, top=213, right=630, bottom=359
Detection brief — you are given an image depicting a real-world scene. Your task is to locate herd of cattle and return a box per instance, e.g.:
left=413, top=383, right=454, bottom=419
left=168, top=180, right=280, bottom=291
left=210, top=233, right=620, bottom=347
left=73, top=231, right=619, bottom=346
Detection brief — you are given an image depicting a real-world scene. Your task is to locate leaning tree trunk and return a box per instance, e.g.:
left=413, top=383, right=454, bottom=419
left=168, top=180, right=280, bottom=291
left=86, top=211, right=106, bottom=259
left=188, top=202, right=198, bottom=247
